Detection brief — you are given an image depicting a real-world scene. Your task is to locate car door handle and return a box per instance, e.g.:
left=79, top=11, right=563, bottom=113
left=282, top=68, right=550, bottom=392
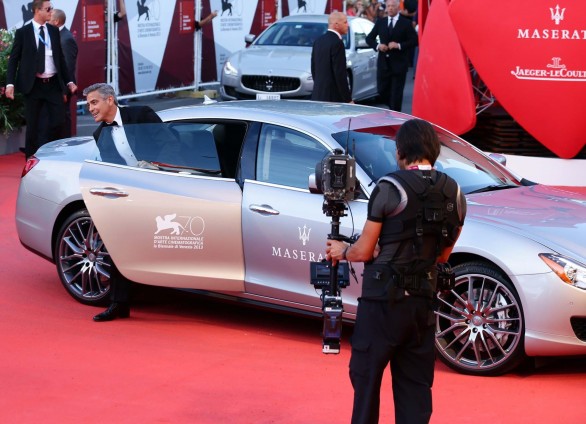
left=249, top=204, right=280, bottom=216
left=89, top=187, right=129, bottom=198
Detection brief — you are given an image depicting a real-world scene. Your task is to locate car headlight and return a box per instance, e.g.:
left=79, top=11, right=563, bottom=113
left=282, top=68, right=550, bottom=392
left=539, top=253, right=586, bottom=290
left=223, top=60, right=239, bottom=77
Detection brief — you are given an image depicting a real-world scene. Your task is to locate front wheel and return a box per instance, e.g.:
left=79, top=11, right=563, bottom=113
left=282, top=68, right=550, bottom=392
left=434, top=262, right=525, bottom=376
left=55, top=209, right=111, bottom=305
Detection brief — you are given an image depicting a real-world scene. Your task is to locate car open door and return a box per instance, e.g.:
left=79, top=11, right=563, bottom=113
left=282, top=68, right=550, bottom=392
left=79, top=158, right=245, bottom=292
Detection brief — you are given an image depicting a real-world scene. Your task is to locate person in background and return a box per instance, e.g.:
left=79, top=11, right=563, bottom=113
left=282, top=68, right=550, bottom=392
left=50, top=8, right=78, bottom=138
left=363, top=0, right=380, bottom=22
left=195, top=10, right=218, bottom=31
left=326, top=119, right=466, bottom=424
left=366, top=0, right=417, bottom=111
left=6, top=0, right=77, bottom=159
left=347, top=0, right=366, bottom=18
left=82, top=82, right=162, bottom=322
left=5, top=0, right=77, bottom=158
left=114, top=0, right=126, bottom=22
left=310, top=11, right=353, bottom=103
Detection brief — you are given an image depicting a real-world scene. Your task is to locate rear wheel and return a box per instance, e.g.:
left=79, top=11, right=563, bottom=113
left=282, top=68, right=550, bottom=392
left=434, top=262, right=525, bottom=376
left=55, top=209, right=111, bottom=305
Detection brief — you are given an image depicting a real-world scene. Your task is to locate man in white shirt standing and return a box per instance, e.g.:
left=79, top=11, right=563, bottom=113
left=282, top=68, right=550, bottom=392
left=5, top=0, right=77, bottom=158
left=365, top=0, right=417, bottom=111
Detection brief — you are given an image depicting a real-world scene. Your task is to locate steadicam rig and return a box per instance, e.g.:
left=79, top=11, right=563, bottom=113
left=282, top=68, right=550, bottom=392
left=309, top=150, right=358, bottom=353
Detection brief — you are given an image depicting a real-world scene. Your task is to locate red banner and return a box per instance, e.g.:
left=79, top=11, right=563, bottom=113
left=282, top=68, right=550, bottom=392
left=414, top=0, right=586, bottom=159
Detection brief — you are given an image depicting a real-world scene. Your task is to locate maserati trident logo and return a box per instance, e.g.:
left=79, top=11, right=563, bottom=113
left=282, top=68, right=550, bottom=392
left=550, top=4, right=566, bottom=25
left=299, top=225, right=311, bottom=246
left=265, top=77, right=274, bottom=91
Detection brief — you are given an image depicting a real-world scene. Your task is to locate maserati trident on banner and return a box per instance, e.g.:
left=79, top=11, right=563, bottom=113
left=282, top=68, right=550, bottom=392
left=413, top=0, right=586, bottom=159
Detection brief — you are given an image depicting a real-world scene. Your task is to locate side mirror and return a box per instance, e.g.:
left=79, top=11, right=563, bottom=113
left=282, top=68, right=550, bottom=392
left=356, top=38, right=369, bottom=49
left=488, top=153, right=507, bottom=167
left=244, top=34, right=256, bottom=46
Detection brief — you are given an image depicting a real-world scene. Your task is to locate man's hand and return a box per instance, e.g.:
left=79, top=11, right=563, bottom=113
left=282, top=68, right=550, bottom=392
left=5, top=86, right=14, bottom=100
left=326, top=239, right=347, bottom=265
left=67, top=82, right=78, bottom=94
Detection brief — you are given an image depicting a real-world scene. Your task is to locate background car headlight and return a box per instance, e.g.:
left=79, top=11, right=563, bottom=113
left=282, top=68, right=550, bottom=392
left=540, top=253, right=586, bottom=290
left=223, top=60, right=239, bottom=77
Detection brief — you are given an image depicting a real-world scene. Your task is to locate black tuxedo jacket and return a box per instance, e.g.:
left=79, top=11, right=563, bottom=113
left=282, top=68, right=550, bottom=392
left=310, top=31, right=352, bottom=103
left=93, top=106, right=163, bottom=164
left=59, top=27, right=78, bottom=84
left=366, top=15, right=417, bottom=75
left=6, top=22, right=71, bottom=94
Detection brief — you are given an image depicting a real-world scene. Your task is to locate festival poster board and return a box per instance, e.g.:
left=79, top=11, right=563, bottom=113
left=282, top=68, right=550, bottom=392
left=208, top=0, right=260, bottom=81
left=286, top=0, right=343, bottom=15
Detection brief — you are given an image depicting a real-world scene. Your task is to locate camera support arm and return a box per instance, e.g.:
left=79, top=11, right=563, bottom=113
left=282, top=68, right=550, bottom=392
left=320, top=199, right=349, bottom=353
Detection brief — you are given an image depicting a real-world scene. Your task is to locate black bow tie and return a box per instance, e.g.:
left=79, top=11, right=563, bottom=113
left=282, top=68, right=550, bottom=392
left=105, top=121, right=118, bottom=127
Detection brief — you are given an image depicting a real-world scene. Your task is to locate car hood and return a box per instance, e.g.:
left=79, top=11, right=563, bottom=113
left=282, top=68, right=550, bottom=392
left=466, top=184, right=586, bottom=260
left=230, top=46, right=312, bottom=75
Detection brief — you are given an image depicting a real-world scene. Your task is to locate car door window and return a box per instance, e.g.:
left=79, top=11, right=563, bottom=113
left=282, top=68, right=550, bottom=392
left=95, top=121, right=246, bottom=179
left=256, top=124, right=328, bottom=189
left=158, top=123, right=221, bottom=174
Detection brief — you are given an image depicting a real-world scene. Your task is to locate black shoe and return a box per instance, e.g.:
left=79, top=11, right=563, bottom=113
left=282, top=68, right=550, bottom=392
left=93, top=302, right=130, bottom=322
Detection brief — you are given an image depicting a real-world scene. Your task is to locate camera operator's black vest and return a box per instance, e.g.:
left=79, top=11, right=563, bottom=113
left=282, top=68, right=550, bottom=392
left=378, top=169, right=461, bottom=277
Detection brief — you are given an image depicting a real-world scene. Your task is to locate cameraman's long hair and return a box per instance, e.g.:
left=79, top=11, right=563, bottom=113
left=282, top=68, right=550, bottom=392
left=395, top=119, right=441, bottom=166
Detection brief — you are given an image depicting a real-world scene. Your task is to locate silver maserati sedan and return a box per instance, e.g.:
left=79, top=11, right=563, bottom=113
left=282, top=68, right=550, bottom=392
left=15, top=101, right=586, bottom=376
left=220, top=14, right=378, bottom=101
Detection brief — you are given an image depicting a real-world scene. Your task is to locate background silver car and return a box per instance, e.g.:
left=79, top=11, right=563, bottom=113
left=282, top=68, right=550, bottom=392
left=220, top=15, right=378, bottom=101
left=15, top=101, right=586, bottom=376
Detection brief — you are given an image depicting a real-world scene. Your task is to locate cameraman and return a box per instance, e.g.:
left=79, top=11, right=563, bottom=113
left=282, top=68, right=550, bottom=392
left=326, top=118, right=466, bottom=424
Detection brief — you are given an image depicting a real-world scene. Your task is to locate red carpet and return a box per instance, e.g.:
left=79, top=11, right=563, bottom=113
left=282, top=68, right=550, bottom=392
left=1, top=152, right=585, bottom=423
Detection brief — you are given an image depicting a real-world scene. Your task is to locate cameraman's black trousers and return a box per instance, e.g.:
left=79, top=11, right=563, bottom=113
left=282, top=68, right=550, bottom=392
left=349, top=295, right=435, bottom=424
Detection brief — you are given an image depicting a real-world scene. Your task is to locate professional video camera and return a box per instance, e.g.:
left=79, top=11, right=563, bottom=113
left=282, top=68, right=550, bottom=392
left=309, top=149, right=357, bottom=353
left=312, top=149, right=356, bottom=203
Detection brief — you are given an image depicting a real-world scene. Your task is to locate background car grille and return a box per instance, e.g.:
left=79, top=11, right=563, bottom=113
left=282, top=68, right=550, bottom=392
left=241, top=75, right=301, bottom=92
left=570, top=317, right=586, bottom=341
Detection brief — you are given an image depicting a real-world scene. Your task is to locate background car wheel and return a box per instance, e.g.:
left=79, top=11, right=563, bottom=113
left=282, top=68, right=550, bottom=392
left=434, top=262, right=525, bottom=376
left=55, top=209, right=111, bottom=306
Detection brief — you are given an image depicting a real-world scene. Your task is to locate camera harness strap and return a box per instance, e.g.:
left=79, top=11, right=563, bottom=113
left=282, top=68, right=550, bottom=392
left=379, top=169, right=451, bottom=273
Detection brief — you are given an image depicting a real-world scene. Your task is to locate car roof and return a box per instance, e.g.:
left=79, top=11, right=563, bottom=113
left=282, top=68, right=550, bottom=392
left=158, top=100, right=410, bottom=139
left=277, top=14, right=329, bottom=23
left=275, top=14, right=365, bottom=24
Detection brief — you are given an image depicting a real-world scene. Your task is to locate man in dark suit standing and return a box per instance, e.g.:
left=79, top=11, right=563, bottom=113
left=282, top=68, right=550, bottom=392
left=50, top=9, right=78, bottom=138
left=311, top=11, right=353, bottom=103
left=82, top=82, right=162, bottom=321
left=366, top=0, right=417, bottom=111
left=6, top=0, right=77, bottom=158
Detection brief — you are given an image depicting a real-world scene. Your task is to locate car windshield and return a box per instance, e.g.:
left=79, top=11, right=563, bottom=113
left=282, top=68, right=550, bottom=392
left=332, top=122, right=521, bottom=195
left=254, top=22, right=349, bottom=48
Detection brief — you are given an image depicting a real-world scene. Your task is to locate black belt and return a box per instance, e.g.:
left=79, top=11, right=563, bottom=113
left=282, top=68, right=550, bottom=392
left=391, top=273, right=432, bottom=290
left=36, top=76, right=56, bottom=83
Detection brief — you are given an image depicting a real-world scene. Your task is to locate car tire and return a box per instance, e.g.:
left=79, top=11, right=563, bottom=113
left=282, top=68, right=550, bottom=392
left=434, top=261, right=525, bottom=376
left=55, top=209, right=111, bottom=306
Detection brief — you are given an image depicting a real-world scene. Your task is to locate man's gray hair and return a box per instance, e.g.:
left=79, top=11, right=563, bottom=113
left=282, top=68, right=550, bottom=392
left=51, top=8, right=66, bottom=25
left=82, top=83, right=118, bottom=105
